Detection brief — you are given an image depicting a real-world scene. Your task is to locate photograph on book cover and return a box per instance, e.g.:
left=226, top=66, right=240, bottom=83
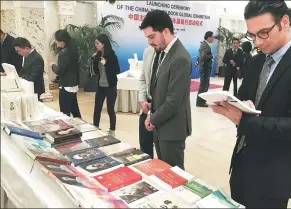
left=114, top=181, right=159, bottom=204
left=53, top=173, right=94, bottom=188
left=38, top=161, right=78, bottom=175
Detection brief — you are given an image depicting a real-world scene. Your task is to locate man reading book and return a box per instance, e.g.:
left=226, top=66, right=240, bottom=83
left=209, top=1, right=291, bottom=208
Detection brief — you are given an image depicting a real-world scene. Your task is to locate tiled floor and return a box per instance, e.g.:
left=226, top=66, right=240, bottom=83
left=42, top=77, right=290, bottom=207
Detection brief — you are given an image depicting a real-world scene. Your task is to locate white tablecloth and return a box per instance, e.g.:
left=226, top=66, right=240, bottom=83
left=0, top=105, right=78, bottom=208
left=115, top=71, right=140, bottom=114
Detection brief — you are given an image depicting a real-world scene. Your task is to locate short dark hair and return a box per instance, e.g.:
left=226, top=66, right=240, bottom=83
left=13, top=37, right=31, bottom=48
left=204, top=31, right=213, bottom=40
left=0, top=29, right=3, bottom=34
left=232, top=38, right=240, bottom=43
left=242, top=41, right=253, bottom=53
left=139, top=10, right=174, bottom=34
left=244, top=0, right=291, bottom=25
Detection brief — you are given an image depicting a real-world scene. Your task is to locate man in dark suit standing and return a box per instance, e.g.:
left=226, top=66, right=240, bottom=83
left=222, top=38, right=244, bottom=96
left=13, top=37, right=45, bottom=100
left=210, top=1, right=291, bottom=208
left=196, top=31, right=214, bottom=107
left=0, top=30, right=22, bottom=73
left=139, top=10, right=192, bottom=170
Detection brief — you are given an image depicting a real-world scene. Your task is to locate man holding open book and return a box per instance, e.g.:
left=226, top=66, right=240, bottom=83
left=209, top=1, right=291, bottom=208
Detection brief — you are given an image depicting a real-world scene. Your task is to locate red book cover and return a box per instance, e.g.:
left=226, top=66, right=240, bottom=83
left=93, top=167, right=142, bottom=192
left=132, top=158, right=172, bottom=176
left=155, top=169, right=187, bottom=188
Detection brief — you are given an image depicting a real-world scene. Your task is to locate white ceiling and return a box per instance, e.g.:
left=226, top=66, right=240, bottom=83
left=195, top=1, right=291, bottom=20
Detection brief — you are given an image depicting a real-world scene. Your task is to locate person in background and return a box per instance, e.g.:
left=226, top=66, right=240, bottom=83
left=139, top=10, right=192, bottom=170
left=238, top=41, right=253, bottom=79
left=13, top=37, right=45, bottom=100
left=139, top=46, right=155, bottom=158
left=196, top=31, right=214, bottom=107
left=1, top=30, right=22, bottom=74
left=52, top=29, right=81, bottom=118
left=92, top=34, right=120, bottom=136
left=222, top=38, right=244, bottom=96
left=210, top=0, right=291, bottom=207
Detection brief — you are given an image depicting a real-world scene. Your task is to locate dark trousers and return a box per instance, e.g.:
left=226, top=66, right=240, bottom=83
left=154, top=136, right=186, bottom=170
left=59, top=88, right=81, bottom=118
left=223, top=71, right=238, bottom=96
left=139, top=112, right=154, bottom=159
left=230, top=152, right=289, bottom=208
left=196, top=65, right=212, bottom=106
left=93, top=86, right=117, bottom=130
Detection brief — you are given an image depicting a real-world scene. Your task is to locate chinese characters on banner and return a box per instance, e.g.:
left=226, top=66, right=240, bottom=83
left=127, top=13, right=203, bottom=26
left=97, top=1, right=221, bottom=78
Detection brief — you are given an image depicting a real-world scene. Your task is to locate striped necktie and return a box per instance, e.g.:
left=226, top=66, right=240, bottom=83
left=255, top=55, right=275, bottom=106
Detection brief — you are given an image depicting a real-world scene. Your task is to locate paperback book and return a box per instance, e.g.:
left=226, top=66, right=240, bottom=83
left=111, top=149, right=151, bottom=166
left=112, top=181, right=159, bottom=204
left=85, top=135, right=121, bottom=148
left=198, top=91, right=261, bottom=114
left=77, top=156, right=123, bottom=176
left=65, top=147, right=107, bottom=166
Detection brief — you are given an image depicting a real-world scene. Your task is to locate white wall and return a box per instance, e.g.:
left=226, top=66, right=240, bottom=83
left=71, top=2, right=96, bottom=26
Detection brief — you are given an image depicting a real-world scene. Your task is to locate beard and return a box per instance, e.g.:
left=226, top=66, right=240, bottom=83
left=151, top=37, right=167, bottom=52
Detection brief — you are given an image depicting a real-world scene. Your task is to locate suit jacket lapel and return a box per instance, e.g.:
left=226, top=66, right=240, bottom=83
left=23, top=50, right=35, bottom=69
left=153, top=39, right=180, bottom=86
left=257, top=46, right=291, bottom=109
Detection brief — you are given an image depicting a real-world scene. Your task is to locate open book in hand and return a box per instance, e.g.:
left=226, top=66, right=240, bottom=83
left=198, top=91, right=261, bottom=115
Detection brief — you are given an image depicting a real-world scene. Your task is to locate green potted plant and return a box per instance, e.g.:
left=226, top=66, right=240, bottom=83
left=214, top=26, right=245, bottom=77
left=49, top=14, right=124, bottom=90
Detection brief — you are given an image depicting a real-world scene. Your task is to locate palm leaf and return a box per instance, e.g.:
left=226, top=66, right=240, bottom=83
left=99, top=15, right=124, bottom=31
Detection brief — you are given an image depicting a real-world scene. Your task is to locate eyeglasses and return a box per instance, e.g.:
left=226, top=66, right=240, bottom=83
left=245, top=22, right=277, bottom=41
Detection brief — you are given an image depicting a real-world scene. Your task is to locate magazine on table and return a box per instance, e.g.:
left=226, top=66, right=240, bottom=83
left=198, top=91, right=261, bottom=115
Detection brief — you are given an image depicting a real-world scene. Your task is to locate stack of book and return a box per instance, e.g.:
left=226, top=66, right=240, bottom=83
left=1, top=113, right=242, bottom=208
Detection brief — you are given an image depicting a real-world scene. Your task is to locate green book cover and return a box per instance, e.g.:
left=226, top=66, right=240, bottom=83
left=183, top=180, right=212, bottom=198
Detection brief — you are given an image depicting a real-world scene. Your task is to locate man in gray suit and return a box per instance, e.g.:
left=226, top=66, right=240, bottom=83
left=139, top=10, right=192, bottom=170
left=139, top=46, right=155, bottom=158
left=196, top=31, right=214, bottom=107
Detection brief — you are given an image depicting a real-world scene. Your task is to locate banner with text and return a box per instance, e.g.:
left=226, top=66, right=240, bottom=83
left=97, top=1, right=222, bottom=78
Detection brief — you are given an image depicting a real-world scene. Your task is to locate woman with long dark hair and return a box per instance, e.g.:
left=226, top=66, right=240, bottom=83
left=92, top=34, right=120, bottom=136
left=239, top=41, right=253, bottom=80
left=52, top=29, right=81, bottom=118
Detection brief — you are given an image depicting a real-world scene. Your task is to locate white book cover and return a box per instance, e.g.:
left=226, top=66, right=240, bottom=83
left=28, top=94, right=39, bottom=120
left=2, top=63, right=22, bottom=90
left=2, top=95, right=22, bottom=122
left=99, top=142, right=136, bottom=156
left=21, top=94, right=31, bottom=121
left=148, top=191, right=195, bottom=208
left=170, top=166, right=195, bottom=182
left=198, top=91, right=261, bottom=114
left=1, top=76, right=22, bottom=92
left=172, top=186, right=201, bottom=205
left=111, top=181, right=160, bottom=205
left=20, top=78, right=34, bottom=94
left=145, top=175, right=173, bottom=192
left=195, top=190, right=239, bottom=208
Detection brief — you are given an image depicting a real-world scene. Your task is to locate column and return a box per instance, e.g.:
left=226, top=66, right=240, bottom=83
left=0, top=1, right=17, bottom=36
left=12, top=1, right=54, bottom=98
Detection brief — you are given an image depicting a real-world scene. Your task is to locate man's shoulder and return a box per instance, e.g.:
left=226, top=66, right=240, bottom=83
left=31, top=50, right=44, bottom=63
left=175, top=42, right=191, bottom=63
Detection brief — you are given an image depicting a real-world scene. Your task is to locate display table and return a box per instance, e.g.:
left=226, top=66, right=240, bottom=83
left=115, top=71, right=140, bottom=114
left=0, top=105, right=78, bottom=208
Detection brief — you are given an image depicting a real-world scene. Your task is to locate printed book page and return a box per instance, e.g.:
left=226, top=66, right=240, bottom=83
left=198, top=91, right=261, bottom=115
